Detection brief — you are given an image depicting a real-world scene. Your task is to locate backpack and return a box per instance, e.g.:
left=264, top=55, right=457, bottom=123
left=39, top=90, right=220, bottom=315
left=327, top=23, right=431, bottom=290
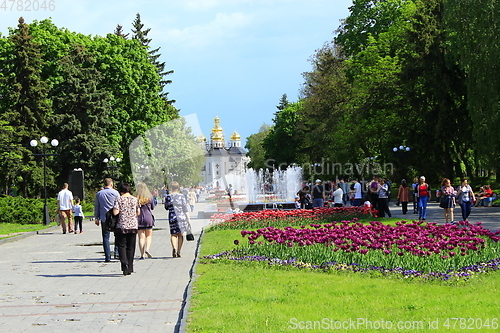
left=105, top=208, right=119, bottom=231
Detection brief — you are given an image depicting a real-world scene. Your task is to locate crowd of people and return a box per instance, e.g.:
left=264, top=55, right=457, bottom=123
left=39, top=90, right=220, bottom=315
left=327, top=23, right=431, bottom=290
left=293, top=176, right=496, bottom=223
left=55, top=178, right=198, bottom=276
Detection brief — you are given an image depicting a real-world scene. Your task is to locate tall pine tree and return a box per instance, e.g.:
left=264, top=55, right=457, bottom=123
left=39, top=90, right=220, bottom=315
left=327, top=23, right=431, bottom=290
left=2, top=17, right=52, bottom=196
left=131, top=13, right=175, bottom=104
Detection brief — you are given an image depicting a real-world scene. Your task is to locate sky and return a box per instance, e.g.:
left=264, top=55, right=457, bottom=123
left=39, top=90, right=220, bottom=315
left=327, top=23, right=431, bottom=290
left=1, top=0, right=353, bottom=146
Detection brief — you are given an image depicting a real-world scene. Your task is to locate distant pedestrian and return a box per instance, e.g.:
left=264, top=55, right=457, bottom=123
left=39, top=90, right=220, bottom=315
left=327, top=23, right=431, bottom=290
left=57, top=183, right=74, bottom=234
left=135, top=182, right=155, bottom=259
left=338, top=178, right=350, bottom=205
left=331, top=183, right=344, bottom=207
left=350, top=179, right=363, bottom=207
left=72, top=197, right=84, bottom=234
left=377, top=178, right=392, bottom=218
left=397, top=179, right=410, bottom=215
left=439, top=178, right=456, bottom=223
left=415, top=176, right=431, bottom=220
left=165, top=181, right=192, bottom=258
left=411, top=177, right=419, bottom=214
left=456, top=178, right=475, bottom=221
left=312, top=179, right=325, bottom=208
left=94, top=178, right=120, bottom=262
left=188, top=188, right=197, bottom=212
left=113, top=183, right=140, bottom=276
left=297, top=186, right=311, bottom=209
left=368, top=175, right=379, bottom=210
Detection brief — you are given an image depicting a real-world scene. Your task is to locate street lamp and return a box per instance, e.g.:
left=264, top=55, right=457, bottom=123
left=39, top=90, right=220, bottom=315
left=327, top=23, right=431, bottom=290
left=392, top=145, right=411, bottom=180
left=30, top=136, right=59, bottom=225
left=103, top=156, right=121, bottom=180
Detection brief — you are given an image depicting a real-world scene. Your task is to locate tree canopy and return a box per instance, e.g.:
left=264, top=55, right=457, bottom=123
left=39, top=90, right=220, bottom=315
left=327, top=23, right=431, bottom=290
left=0, top=16, right=179, bottom=196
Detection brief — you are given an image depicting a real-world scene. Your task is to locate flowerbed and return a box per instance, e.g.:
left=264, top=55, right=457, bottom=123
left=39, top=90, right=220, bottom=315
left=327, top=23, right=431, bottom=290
left=204, top=220, right=500, bottom=281
left=208, top=207, right=370, bottom=231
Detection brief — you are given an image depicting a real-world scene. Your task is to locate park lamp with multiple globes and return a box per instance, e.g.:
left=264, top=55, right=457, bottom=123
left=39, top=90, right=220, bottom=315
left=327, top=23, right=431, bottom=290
left=103, top=156, right=121, bottom=180
left=393, top=145, right=411, bottom=152
left=30, top=136, right=59, bottom=226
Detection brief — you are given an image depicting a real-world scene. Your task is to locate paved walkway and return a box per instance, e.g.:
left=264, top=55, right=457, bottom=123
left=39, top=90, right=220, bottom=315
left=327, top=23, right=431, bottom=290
left=0, top=198, right=212, bottom=333
left=388, top=200, right=500, bottom=231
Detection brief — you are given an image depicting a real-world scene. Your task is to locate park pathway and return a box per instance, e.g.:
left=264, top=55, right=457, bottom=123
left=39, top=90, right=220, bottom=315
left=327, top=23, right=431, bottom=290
left=0, top=196, right=212, bottom=333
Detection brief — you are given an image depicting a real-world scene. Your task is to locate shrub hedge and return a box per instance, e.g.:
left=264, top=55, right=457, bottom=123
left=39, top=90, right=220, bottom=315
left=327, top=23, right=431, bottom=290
left=0, top=196, right=94, bottom=224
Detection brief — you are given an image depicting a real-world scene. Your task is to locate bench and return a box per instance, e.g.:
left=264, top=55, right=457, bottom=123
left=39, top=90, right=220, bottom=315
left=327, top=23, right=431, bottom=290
left=480, top=194, right=497, bottom=207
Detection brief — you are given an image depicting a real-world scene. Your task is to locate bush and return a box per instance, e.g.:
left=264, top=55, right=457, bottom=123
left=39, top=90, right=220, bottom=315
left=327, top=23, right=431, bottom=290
left=0, top=196, right=58, bottom=224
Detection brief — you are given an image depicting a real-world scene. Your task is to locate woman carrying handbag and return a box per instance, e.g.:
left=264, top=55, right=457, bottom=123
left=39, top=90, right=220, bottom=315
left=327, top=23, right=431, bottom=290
left=164, top=182, right=193, bottom=258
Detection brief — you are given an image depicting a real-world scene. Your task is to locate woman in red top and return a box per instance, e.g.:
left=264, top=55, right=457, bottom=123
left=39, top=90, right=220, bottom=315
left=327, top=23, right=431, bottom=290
left=415, top=176, right=431, bottom=220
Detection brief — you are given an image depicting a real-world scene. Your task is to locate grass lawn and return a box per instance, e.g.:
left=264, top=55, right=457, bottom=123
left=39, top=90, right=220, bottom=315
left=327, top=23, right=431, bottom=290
left=187, top=229, right=500, bottom=332
left=0, top=222, right=56, bottom=240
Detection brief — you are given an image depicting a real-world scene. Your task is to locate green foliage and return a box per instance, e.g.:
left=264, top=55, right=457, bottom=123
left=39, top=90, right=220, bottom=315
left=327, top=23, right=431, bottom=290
left=0, top=196, right=58, bottom=224
left=0, top=17, right=179, bottom=194
left=244, top=124, right=271, bottom=170
left=445, top=0, right=500, bottom=168
left=263, top=102, right=303, bottom=169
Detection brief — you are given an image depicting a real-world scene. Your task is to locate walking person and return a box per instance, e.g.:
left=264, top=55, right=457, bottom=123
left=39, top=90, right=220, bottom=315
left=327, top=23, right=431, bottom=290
left=165, top=181, right=192, bottom=258
left=439, top=178, right=456, bottom=223
left=188, top=188, right=197, bottom=212
left=72, top=197, right=84, bottom=234
left=415, top=176, right=431, bottom=220
left=456, top=177, right=475, bottom=221
left=112, top=183, right=140, bottom=276
left=94, top=178, right=120, bottom=262
left=57, top=183, right=74, bottom=234
left=135, top=182, right=155, bottom=259
left=377, top=178, right=392, bottom=218
left=411, top=177, right=419, bottom=214
left=397, top=179, right=410, bottom=215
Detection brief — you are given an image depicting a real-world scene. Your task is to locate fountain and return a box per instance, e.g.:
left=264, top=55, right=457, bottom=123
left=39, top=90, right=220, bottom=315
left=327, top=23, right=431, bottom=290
left=218, top=166, right=303, bottom=212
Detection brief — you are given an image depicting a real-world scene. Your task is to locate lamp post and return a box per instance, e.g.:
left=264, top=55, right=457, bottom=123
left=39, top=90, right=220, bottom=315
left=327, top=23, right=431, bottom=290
left=104, top=156, right=121, bottom=180
left=30, top=136, right=59, bottom=225
left=392, top=145, right=411, bottom=180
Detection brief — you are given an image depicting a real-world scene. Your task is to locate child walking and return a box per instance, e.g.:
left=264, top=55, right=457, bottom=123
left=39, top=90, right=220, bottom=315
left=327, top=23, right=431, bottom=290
left=73, top=197, right=84, bottom=234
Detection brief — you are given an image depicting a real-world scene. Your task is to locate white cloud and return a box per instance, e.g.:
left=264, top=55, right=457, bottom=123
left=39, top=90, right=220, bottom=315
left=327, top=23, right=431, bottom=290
left=162, top=12, right=253, bottom=49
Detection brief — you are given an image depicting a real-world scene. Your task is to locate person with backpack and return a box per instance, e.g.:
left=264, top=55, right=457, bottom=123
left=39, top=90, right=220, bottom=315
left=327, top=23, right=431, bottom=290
left=415, top=176, right=432, bottom=220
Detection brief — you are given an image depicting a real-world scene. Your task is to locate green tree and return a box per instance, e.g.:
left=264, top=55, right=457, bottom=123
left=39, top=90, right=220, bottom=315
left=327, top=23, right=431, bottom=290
left=50, top=44, right=115, bottom=186
left=263, top=103, right=303, bottom=169
left=445, top=0, right=500, bottom=171
left=245, top=124, right=271, bottom=170
left=1, top=17, right=53, bottom=196
left=131, top=13, right=174, bottom=103
left=114, top=24, right=129, bottom=39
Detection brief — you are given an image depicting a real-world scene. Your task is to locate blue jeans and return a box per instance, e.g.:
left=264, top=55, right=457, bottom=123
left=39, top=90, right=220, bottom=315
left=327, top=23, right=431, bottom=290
left=418, top=196, right=429, bottom=219
left=101, top=223, right=118, bottom=261
left=313, top=198, right=324, bottom=208
left=460, top=201, right=472, bottom=220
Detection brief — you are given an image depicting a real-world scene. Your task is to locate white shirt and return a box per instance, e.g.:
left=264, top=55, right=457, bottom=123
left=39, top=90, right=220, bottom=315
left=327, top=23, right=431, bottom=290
left=354, top=182, right=362, bottom=199
left=332, top=188, right=343, bottom=204
left=57, top=188, right=73, bottom=210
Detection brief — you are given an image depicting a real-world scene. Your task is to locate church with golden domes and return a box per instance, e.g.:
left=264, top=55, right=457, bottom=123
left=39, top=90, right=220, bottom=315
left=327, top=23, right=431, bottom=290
left=198, top=116, right=250, bottom=189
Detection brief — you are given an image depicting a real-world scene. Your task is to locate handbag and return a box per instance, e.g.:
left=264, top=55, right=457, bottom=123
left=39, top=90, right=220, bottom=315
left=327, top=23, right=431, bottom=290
left=439, top=195, right=452, bottom=208
left=105, top=208, right=119, bottom=231
left=186, top=223, right=195, bottom=241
